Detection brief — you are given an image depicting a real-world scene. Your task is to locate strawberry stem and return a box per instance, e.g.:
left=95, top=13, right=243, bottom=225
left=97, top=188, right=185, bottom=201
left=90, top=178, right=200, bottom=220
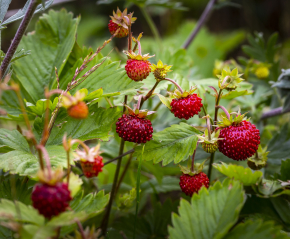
left=136, top=95, right=143, bottom=110
left=191, top=142, right=199, bottom=172
left=206, top=117, right=212, bottom=141
left=216, top=105, right=231, bottom=120
left=37, top=145, right=52, bottom=179
left=164, top=78, right=183, bottom=93
left=137, top=41, right=142, bottom=55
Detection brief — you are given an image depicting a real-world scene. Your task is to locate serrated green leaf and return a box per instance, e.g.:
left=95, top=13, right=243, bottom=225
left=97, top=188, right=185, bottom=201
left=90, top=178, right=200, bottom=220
left=26, top=99, right=53, bottom=116
left=0, top=0, right=12, bottom=22
left=11, top=9, right=79, bottom=103
left=20, top=225, right=56, bottom=239
left=46, top=211, right=88, bottom=227
left=156, top=93, right=171, bottom=109
left=0, top=129, right=29, bottom=153
left=280, top=159, right=290, bottom=181
left=133, top=123, right=201, bottom=165
left=168, top=179, right=244, bottom=239
left=213, top=162, right=263, bottom=186
left=225, top=219, right=288, bottom=239
left=0, top=145, right=72, bottom=176
left=0, top=199, right=45, bottom=225
left=46, top=106, right=120, bottom=146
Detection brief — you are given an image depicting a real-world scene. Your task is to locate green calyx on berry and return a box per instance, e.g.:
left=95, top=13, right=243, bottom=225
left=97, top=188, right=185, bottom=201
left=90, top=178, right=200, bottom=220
left=74, top=144, right=102, bottom=163
left=37, top=167, right=64, bottom=186
left=217, top=111, right=247, bottom=128
left=247, top=145, right=269, bottom=170
left=151, top=60, right=172, bottom=80
left=110, top=8, right=136, bottom=30
left=170, top=87, right=197, bottom=99
left=217, top=68, right=244, bottom=91
left=179, top=160, right=206, bottom=176
left=198, top=129, right=222, bottom=153
left=125, top=104, right=155, bottom=119
left=61, top=90, right=86, bottom=109
left=123, top=50, right=154, bottom=61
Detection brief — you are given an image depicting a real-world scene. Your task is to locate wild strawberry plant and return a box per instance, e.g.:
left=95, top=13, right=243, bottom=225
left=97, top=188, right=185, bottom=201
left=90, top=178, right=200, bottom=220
left=0, top=0, right=290, bottom=239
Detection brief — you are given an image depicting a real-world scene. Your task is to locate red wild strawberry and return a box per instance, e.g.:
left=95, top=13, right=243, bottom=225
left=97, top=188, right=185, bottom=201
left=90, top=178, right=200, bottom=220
left=116, top=105, right=154, bottom=144
left=116, top=114, right=153, bottom=144
left=108, top=8, right=136, bottom=38
left=179, top=172, right=209, bottom=196
left=170, top=88, right=203, bottom=120
left=218, top=114, right=260, bottom=161
left=125, top=59, right=151, bottom=82
left=67, top=101, right=88, bottom=119
left=74, top=144, right=104, bottom=178
left=124, top=41, right=154, bottom=82
left=32, top=182, right=71, bottom=218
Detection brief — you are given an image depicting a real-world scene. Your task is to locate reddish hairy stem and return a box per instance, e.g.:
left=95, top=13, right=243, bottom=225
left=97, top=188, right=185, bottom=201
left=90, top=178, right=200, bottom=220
left=216, top=105, right=231, bottom=120
left=163, top=78, right=183, bottom=93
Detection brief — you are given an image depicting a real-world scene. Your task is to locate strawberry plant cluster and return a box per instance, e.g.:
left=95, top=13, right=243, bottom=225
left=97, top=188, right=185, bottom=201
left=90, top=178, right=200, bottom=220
left=0, top=0, right=290, bottom=239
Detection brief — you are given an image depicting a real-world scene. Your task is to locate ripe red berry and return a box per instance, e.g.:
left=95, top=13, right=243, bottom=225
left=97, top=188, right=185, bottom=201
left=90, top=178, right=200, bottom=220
left=80, top=156, right=104, bottom=178
left=108, top=20, right=128, bottom=38
left=31, top=183, right=72, bottom=218
left=218, top=120, right=260, bottom=161
left=116, top=114, right=153, bottom=143
left=67, top=101, right=88, bottom=119
left=125, top=59, right=151, bottom=82
left=179, top=172, right=209, bottom=196
left=170, top=94, right=203, bottom=120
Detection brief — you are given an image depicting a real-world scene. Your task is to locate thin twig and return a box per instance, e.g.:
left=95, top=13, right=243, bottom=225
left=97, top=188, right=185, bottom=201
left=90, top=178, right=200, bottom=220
left=260, top=107, right=290, bottom=120
left=1, top=0, right=40, bottom=77
left=164, top=78, right=183, bottom=93
left=104, top=149, right=134, bottom=166
left=182, top=0, right=217, bottom=49
left=76, top=219, right=86, bottom=239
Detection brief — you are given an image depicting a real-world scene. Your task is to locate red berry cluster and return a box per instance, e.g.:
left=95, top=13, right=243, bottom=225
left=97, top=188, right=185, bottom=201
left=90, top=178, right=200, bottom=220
left=218, top=120, right=260, bottom=160
left=80, top=156, right=104, bottom=178
left=170, top=94, right=203, bottom=120
left=116, top=114, right=153, bottom=143
left=108, top=20, right=128, bottom=38
left=125, top=59, right=151, bottom=82
left=32, top=183, right=72, bottom=218
left=179, top=172, right=209, bottom=196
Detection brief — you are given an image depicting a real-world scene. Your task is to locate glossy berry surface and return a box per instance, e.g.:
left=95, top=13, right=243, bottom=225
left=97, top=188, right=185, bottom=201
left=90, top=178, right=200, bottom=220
left=202, top=142, right=218, bottom=153
left=108, top=20, right=128, bottom=38
left=125, top=59, right=151, bottom=82
left=170, top=94, right=203, bottom=120
left=218, top=120, right=260, bottom=161
left=179, top=172, right=209, bottom=196
left=67, top=101, right=88, bottom=119
left=116, top=114, right=153, bottom=143
left=32, top=183, right=72, bottom=218
left=80, top=156, right=104, bottom=178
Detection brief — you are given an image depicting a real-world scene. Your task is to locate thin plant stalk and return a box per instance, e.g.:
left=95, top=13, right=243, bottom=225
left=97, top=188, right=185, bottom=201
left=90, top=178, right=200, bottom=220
left=182, top=0, right=217, bottom=49
left=139, top=7, right=161, bottom=47
left=1, top=0, right=40, bottom=77
left=164, top=78, right=183, bottom=93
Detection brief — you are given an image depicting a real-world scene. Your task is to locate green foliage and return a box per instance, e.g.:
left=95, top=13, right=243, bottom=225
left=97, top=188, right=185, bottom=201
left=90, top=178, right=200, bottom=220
left=46, top=106, right=120, bottom=146
left=0, top=129, right=30, bottom=153
left=134, top=123, right=201, bottom=165
left=213, top=162, right=263, bottom=186
left=168, top=179, right=244, bottom=239
left=225, top=219, right=288, bottom=239
left=117, top=188, right=137, bottom=210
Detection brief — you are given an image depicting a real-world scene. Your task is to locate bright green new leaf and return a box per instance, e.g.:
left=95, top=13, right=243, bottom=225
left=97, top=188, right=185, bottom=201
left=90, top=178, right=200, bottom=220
left=225, top=219, right=288, bottom=239
left=168, top=179, right=244, bottom=239
left=0, top=199, right=45, bottom=225
left=213, top=162, right=263, bottom=186
left=20, top=225, right=56, bottom=239
left=133, top=123, right=201, bottom=165
left=46, top=211, right=88, bottom=227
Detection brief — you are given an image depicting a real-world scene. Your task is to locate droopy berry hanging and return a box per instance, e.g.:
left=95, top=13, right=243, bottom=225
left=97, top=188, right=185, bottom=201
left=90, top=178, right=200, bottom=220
left=31, top=169, right=72, bottom=218
left=108, top=8, right=136, bottom=38
left=61, top=91, right=88, bottom=119
left=124, top=41, right=154, bottom=82
left=116, top=105, right=154, bottom=144
left=217, top=113, right=260, bottom=161
left=170, top=88, right=203, bottom=120
left=74, top=144, right=104, bottom=178
left=179, top=161, right=209, bottom=196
